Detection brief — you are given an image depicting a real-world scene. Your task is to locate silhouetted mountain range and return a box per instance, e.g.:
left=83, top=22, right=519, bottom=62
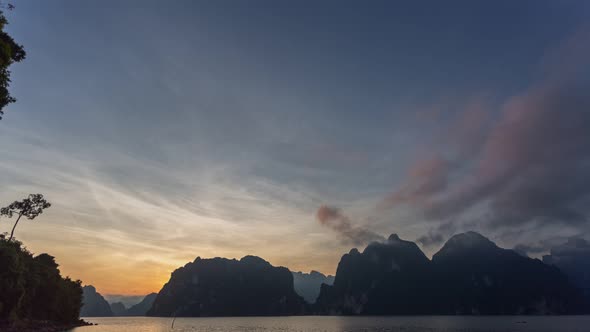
left=147, top=256, right=306, bottom=316
left=108, top=294, right=157, bottom=316
left=292, top=271, right=335, bottom=303
left=103, top=294, right=146, bottom=308
left=315, top=232, right=586, bottom=315
left=81, top=286, right=112, bottom=317
left=111, top=231, right=588, bottom=317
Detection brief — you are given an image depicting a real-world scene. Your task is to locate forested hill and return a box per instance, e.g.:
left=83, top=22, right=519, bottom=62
left=0, top=238, right=85, bottom=330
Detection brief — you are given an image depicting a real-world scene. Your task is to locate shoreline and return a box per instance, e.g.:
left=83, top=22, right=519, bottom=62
left=0, top=319, right=93, bottom=332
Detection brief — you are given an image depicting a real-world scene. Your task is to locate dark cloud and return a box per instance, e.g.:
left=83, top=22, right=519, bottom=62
left=513, top=244, right=547, bottom=257
left=428, top=83, right=590, bottom=225
left=316, top=205, right=385, bottom=245
left=416, top=221, right=457, bottom=248
left=545, top=238, right=590, bottom=260
left=380, top=28, right=590, bottom=229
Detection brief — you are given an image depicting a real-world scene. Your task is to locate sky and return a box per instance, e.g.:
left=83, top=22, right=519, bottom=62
left=0, top=0, right=589, bottom=296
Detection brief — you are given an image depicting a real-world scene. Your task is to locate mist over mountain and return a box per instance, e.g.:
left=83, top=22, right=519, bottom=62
left=292, top=271, right=335, bottom=303
left=543, top=238, right=590, bottom=299
left=315, top=232, right=586, bottom=315
left=81, top=285, right=113, bottom=317
left=147, top=256, right=306, bottom=317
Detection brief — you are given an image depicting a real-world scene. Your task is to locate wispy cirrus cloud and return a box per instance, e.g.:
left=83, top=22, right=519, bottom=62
left=0, top=130, right=342, bottom=294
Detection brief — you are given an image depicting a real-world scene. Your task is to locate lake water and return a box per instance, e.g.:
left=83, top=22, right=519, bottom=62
left=70, top=316, right=590, bottom=332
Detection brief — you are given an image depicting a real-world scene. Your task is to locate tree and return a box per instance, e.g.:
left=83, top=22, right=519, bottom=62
left=0, top=238, right=83, bottom=324
left=1, top=194, right=51, bottom=241
left=0, top=4, right=26, bottom=119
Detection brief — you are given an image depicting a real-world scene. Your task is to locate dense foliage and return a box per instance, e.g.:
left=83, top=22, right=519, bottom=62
left=0, top=238, right=83, bottom=324
left=0, top=7, right=26, bottom=119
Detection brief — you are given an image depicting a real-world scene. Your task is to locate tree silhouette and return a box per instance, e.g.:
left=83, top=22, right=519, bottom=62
left=0, top=4, right=26, bottom=119
left=1, top=194, right=51, bottom=241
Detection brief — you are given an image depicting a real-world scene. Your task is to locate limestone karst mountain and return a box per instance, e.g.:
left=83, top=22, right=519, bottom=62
left=147, top=256, right=306, bottom=316
left=315, top=232, right=585, bottom=315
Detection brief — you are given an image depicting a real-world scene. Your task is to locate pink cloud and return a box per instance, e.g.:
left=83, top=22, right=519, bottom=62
left=316, top=205, right=384, bottom=245
left=381, top=26, right=590, bottom=227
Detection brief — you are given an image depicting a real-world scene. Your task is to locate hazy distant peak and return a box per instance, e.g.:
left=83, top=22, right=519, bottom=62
left=309, top=270, right=324, bottom=277
left=294, top=270, right=327, bottom=278
left=110, top=301, right=126, bottom=309
left=292, top=270, right=335, bottom=303
left=125, top=293, right=158, bottom=316
left=110, top=301, right=126, bottom=316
